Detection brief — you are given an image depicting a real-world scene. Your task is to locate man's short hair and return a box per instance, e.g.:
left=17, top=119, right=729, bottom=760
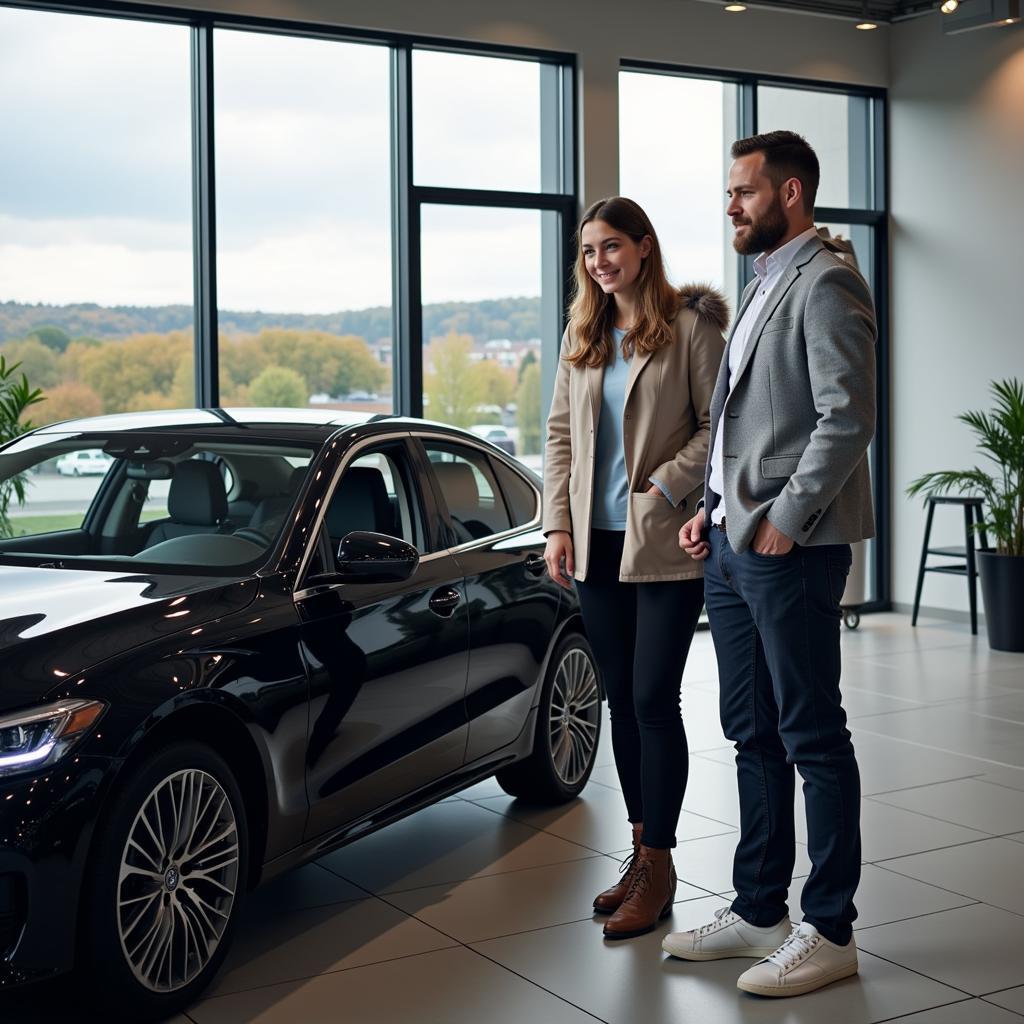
left=731, top=131, right=820, bottom=213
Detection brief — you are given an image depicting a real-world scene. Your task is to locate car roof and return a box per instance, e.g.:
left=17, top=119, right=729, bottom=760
left=26, top=407, right=502, bottom=449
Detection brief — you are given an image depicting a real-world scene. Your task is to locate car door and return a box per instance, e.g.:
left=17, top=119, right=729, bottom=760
left=297, top=437, right=470, bottom=841
left=415, top=436, right=560, bottom=763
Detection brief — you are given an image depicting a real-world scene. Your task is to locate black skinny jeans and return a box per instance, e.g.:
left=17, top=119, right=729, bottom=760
left=575, top=529, right=705, bottom=849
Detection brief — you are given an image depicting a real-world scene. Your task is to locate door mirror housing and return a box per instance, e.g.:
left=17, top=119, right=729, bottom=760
left=335, top=531, right=419, bottom=584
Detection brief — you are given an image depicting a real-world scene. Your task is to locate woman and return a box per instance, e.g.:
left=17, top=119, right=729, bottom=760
left=542, top=197, right=727, bottom=940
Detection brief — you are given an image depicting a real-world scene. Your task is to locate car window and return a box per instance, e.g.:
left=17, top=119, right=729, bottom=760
left=0, top=433, right=318, bottom=575
left=322, top=446, right=422, bottom=567
left=424, top=441, right=512, bottom=543
left=490, top=457, right=538, bottom=528
left=8, top=446, right=113, bottom=537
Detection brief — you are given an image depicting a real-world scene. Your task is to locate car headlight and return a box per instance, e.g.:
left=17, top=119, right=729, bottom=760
left=0, top=700, right=106, bottom=776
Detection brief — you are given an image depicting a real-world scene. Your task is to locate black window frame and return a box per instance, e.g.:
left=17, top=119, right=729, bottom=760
left=621, top=60, right=890, bottom=613
left=4, top=0, right=578, bottom=430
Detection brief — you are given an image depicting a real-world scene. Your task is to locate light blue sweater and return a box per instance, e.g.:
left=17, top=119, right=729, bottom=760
left=592, top=328, right=631, bottom=530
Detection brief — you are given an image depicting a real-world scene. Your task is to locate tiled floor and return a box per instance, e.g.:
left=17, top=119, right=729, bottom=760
left=13, top=613, right=1024, bottom=1023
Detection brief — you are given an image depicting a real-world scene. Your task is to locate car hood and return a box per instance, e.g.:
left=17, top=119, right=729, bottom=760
left=0, top=564, right=259, bottom=712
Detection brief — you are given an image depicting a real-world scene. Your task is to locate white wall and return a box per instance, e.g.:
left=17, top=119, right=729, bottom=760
left=890, top=17, right=1024, bottom=617
left=138, top=0, right=888, bottom=204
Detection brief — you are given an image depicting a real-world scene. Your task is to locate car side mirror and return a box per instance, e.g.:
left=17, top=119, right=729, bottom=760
left=335, top=531, right=419, bottom=584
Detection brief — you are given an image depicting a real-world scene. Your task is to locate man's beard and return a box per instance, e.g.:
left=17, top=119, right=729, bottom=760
left=732, top=194, right=788, bottom=255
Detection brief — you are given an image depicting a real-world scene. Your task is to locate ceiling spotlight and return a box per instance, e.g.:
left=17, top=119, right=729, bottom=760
left=941, top=0, right=959, bottom=12
left=856, top=19, right=879, bottom=27
left=724, top=4, right=747, bottom=10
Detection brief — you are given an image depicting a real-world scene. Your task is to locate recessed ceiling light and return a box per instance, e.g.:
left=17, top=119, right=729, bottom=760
left=724, top=4, right=747, bottom=10
left=856, top=19, right=879, bottom=27
left=941, top=0, right=959, bottom=12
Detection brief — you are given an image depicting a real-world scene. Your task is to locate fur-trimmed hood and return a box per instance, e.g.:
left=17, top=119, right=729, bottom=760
left=677, top=283, right=730, bottom=333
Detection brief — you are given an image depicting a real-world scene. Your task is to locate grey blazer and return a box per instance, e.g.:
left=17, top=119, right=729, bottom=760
left=701, top=236, right=877, bottom=554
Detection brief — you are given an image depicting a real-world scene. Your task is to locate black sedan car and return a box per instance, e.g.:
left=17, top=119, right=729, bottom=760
left=0, top=408, right=599, bottom=1020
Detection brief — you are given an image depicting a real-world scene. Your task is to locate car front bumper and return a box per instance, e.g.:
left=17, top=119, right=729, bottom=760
left=0, top=754, right=117, bottom=989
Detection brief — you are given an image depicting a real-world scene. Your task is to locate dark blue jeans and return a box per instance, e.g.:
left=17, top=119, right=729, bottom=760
left=704, top=525, right=861, bottom=945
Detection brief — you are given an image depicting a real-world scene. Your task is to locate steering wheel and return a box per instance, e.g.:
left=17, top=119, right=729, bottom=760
left=232, top=527, right=272, bottom=547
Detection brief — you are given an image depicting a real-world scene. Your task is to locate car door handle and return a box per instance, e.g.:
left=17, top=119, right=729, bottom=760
left=525, top=553, right=546, bottom=577
left=429, top=586, right=462, bottom=618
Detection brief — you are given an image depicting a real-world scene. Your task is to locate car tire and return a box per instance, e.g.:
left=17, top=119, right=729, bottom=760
left=81, top=741, right=249, bottom=1021
left=495, top=631, right=601, bottom=804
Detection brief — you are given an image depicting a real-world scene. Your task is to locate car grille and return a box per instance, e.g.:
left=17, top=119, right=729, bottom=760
left=0, top=874, right=26, bottom=957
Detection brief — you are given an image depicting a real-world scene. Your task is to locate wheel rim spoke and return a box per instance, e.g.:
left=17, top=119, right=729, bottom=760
left=549, top=647, right=600, bottom=785
left=118, top=768, right=239, bottom=993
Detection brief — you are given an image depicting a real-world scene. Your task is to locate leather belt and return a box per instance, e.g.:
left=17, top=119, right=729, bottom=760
left=711, top=518, right=728, bottom=534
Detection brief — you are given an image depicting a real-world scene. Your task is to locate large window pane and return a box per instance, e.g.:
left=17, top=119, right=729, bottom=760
left=619, top=72, right=738, bottom=305
left=0, top=8, right=194, bottom=423
left=413, top=51, right=543, bottom=193
left=214, top=30, right=393, bottom=414
left=420, top=206, right=546, bottom=472
left=757, top=86, right=873, bottom=209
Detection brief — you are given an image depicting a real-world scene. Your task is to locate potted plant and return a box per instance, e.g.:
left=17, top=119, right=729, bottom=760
left=907, top=378, right=1024, bottom=651
left=0, top=355, right=45, bottom=537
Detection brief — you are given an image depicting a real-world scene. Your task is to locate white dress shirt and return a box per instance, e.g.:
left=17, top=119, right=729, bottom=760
left=707, top=226, right=819, bottom=525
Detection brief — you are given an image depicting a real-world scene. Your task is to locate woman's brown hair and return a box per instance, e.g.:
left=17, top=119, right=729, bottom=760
left=566, top=196, right=680, bottom=368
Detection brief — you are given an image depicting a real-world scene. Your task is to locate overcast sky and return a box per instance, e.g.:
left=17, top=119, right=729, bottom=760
left=0, top=6, right=851, bottom=316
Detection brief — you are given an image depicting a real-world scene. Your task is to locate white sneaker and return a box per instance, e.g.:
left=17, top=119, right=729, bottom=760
left=662, top=906, right=792, bottom=961
left=737, top=922, right=859, bottom=997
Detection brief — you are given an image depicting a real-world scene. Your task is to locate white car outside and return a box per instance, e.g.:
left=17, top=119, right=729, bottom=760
left=55, top=449, right=113, bottom=477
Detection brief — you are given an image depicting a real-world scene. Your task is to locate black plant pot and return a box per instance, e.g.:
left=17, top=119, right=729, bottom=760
left=977, top=550, right=1024, bottom=652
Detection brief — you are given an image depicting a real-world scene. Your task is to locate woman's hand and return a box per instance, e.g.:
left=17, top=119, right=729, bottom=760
left=544, top=531, right=575, bottom=590
left=646, top=484, right=662, bottom=496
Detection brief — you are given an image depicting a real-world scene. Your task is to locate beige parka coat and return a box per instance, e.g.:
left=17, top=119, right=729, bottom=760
left=541, top=284, right=728, bottom=583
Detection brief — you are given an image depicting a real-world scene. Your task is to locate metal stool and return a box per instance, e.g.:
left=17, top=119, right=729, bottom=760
left=912, top=496, right=989, bottom=635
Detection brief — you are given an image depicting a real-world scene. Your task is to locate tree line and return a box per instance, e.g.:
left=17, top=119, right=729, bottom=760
left=0, top=327, right=544, bottom=455
left=0, top=295, right=542, bottom=346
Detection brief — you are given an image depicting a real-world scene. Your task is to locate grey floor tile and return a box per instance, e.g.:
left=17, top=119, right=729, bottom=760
left=387, top=852, right=713, bottom=944
left=455, top=776, right=507, bottom=801
left=840, top=656, right=1018, bottom=704
left=206, top=897, right=457, bottom=998
left=857, top=902, right=1024, bottom=995
left=849, top=732, right=986, bottom=795
left=672, top=830, right=812, bottom=894
left=876, top=838, right=1024, bottom=915
left=191, top=946, right=600, bottom=1024
left=984, top=986, right=1024, bottom=1015
left=853, top=705, right=1024, bottom=768
left=977, top=766, right=1024, bottom=792
left=840, top=684, right=925, bottom=719
left=885, top=1000, right=1023, bottom=1023
left=246, top=862, right=366, bottom=919
left=474, top=898, right=965, bottom=1024
left=838, top=798, right=988, bottom=861
left=318, top=798, right=592, bottom=893
left=471, top=780, right=735, bottom=853
left=872, top=778, right=1024, bottom=834
left=866, top=643, right=1024, bottom=679
left=784, top=863, right=976, bottom=930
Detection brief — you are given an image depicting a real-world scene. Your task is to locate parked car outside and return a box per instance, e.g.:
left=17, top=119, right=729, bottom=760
left=54, top=448, right=113, bottom=476
left=0, top=408, right=598, bottom=1020
left=468, top=423, right=517, bottom=457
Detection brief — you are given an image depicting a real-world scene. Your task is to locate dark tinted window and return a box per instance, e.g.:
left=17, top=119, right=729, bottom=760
left=424, top=442, right=511, bottom=542
left=323, top=447, right=421, bottom=566
left=490, top=457, right=537, bottom=527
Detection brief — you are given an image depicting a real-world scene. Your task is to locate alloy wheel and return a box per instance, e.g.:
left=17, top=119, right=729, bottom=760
left=548, top=646, right=600, bottom=785
left=116, top=768, right=240, bottom=993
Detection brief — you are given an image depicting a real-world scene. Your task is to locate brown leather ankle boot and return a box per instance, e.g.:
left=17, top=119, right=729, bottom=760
left=602, top=844, right=676, bottom=939
left=593, top=822, right=643, bottom=914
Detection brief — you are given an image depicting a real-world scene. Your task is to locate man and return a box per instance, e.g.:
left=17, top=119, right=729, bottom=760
left=665, top=131, right=876, bottom=998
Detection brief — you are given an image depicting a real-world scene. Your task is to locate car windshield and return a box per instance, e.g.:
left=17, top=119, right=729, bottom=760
left=0, top=431, right=319, bottom=574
